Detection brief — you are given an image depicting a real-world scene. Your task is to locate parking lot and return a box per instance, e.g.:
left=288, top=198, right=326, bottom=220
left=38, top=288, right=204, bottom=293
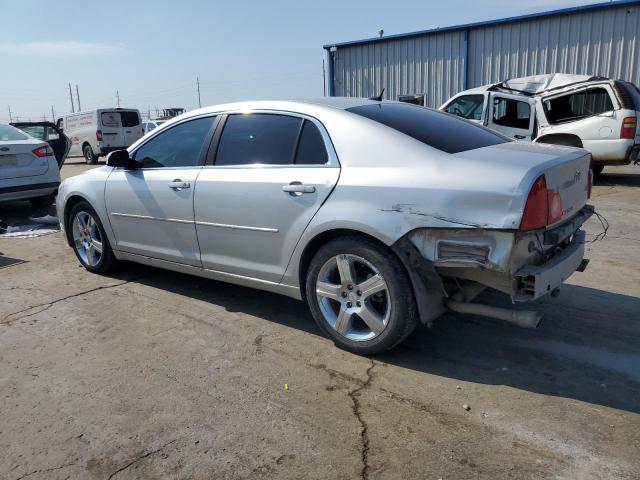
left=0, top=158, right=639, bottom=479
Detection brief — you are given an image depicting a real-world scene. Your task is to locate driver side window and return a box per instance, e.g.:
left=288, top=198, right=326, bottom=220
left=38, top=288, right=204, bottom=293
left=444, top=95, right=485, bottom=120
left=134, top=116, right=215, bottom=168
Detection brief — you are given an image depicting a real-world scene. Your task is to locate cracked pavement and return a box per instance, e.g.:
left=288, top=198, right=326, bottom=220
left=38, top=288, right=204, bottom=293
left=1, top=160, right=639, bottom=479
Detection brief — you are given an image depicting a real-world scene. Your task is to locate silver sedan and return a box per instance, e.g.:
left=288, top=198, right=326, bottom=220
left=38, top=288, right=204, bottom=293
left=57, top=98, right=593, bottom=354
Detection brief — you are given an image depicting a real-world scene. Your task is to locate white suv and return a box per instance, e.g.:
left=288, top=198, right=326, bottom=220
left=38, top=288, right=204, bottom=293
left=441, top=74, right=640, bottom=175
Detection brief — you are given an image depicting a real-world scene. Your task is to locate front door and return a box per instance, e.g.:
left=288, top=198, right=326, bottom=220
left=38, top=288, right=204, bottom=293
left=488, top=93, right=535, bottom=140
left=105, top=115, right=217, bottom=266
left=194, top=112, right=340, bottom=283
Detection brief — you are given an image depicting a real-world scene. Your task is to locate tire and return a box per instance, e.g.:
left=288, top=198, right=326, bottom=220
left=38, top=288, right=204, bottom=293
left=305, top=236, right=419, bottom=354
left=30, top=194, right=55, bottom=208
left=83, top=144, right=98, bottom=165
left=68, top=201, right=118, bottom=274
left=593, top=164, right=605, bottom=177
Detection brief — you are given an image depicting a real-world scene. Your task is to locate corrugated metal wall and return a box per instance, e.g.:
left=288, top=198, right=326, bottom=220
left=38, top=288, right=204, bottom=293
left=329, top=2, right=640, bottom=108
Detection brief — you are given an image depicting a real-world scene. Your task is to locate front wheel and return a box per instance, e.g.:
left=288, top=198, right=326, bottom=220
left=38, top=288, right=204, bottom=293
left=83, top=144, right=98, bottom=164
left=69, top=201, right=118, bottom=273
left=305, top=236, right=418, bottom=354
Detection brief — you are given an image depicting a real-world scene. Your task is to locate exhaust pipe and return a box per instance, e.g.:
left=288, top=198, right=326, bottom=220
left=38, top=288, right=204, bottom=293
left=447, top=300, right=543, bottom=329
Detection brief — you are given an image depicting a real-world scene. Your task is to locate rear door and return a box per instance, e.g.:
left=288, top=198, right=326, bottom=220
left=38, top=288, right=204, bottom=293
left=120, top=110, right=144, bottom=146
left=488, top=93, right=535, bottom=140
left=194, top=112, right=340, bottom=283
left=98, top=110, right=125, bottom=148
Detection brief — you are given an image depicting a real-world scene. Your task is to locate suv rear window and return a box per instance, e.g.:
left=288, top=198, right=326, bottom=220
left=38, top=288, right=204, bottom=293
left=544, top=88, right=614, bottom=124
left=346, top=103, right=509, bottom=154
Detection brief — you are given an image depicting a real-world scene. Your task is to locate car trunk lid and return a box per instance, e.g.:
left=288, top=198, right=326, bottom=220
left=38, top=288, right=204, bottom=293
left=542, top=151, right=591, bottom=228
left=0, top=139, right=49, bottom=179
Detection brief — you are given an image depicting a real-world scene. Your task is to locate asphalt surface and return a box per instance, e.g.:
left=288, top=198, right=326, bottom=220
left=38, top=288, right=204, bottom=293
left=1, top=158, right=639, bottom=479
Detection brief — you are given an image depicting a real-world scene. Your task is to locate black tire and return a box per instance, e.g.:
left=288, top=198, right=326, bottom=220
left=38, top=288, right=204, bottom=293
left=593, top=164, right=605, bottom=177
left=305, top=236, right=419, bottom=354
left=83, top=144, right=98, bottom=164
left=30, top=194, right=55, bottom=208
left=68, top=201, right=118, bottom=274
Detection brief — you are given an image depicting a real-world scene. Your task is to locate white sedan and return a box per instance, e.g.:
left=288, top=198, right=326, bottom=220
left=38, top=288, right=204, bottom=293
left=56, top=99, right=593, bottom=354
left=0, top=123, right=62, bottom=208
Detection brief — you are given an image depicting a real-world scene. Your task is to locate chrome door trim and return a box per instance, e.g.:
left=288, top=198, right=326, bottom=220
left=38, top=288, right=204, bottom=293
left=195, top=220, right=279, bottom=233
left=110, top=212, right=194, bottom=224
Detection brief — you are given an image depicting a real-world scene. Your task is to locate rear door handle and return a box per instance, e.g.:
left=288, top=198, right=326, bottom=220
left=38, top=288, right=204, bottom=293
left=282, top=182, right=315, bottom=195
left=168, top=179, right=190, bottom=190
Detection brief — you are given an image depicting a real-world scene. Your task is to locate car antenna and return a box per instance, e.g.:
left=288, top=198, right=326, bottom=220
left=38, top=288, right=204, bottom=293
left=368, top=88, right=385, bottom=101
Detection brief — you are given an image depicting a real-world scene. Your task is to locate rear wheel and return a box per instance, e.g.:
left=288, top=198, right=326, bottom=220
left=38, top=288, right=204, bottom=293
left=305, top=236, right=418, bottom=354
left=69, top=201, right=118, bottom=273
left=30, top=194, right=55, bottom=208
left=83, top=144, right=97, bottom=164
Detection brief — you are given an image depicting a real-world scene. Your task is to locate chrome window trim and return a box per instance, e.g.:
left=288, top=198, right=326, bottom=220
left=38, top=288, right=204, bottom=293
left=206, top=109, right=340, bottom=169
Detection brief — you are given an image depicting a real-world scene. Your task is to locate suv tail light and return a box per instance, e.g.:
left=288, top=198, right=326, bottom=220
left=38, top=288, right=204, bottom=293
left=620, top=117, right=637, bottom=139
left=32, top=145, right=54, bottom=157
left=96, top=130, right=103, bottom=141
left=520, top=175, right=565, bottom=231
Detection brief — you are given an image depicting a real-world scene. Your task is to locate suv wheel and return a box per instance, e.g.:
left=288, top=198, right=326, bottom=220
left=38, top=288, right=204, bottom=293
left=83, top=144, right=98, bottom=164
left=69, top=201, right=118, bottom=273
left=305, top=236, right=418, bottom=354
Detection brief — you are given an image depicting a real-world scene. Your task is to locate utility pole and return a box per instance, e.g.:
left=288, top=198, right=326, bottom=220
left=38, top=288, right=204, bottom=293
left=51, top=105, right=55, bottom=122
left=197, top=77, right=202, bottom=108
left=322, top=60, right=326, bottom=96
left=68, top=83, right=75, bottom=112
left=75, top=84, right=81, bottom=112
left=116, top=90, right=120, bottom=107
left=8, top=105, right=13, bottom=122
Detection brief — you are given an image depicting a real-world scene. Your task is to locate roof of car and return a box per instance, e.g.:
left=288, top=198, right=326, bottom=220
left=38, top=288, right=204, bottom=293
left=465, top=74, right=611, bottom=97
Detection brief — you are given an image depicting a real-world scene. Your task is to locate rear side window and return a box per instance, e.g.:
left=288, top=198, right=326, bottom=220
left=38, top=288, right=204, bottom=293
left=216, top=114, right=302, bottom=166
left=492, top=97, right=531, bottom=129
left=295, top=120, right=328, bottom=165
left=0, top=124, right=28, bottom=141
left=443, top=94, right=485, bottom=121
left=134, top=116, right=215, bottom=168
left=121, top=111, right=140, bottom=127
left=544, top=88, right=614, bottom=124
left=347, top=103, right=509, bottom=154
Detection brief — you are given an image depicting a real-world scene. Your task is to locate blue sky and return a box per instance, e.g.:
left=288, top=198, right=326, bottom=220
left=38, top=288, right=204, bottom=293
left=0, top=0, right=602, bottom=122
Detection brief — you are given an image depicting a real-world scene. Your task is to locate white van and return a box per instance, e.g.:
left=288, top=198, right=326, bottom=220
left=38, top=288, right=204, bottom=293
left=58, top=108, right=144, bottom=164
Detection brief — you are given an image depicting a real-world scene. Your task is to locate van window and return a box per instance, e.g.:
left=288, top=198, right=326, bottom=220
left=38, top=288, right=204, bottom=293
left=346, top=103, right=509, bottom=154
left=101, top=112, right=121, bottom=127
left=544, top=88, right=614, bottom=124
left=443, top=95, right=485, bottom=120
left=121, top=111, right=140, bottom=127
left=492, top=97, right=531, bottom=129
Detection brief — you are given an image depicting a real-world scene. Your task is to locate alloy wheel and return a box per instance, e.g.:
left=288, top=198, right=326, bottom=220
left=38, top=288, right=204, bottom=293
left=72, top=211, right=103, bottom=267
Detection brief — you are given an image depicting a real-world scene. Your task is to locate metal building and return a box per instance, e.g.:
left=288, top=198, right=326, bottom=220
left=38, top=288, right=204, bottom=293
left=323, top=0, right=640, bottom=108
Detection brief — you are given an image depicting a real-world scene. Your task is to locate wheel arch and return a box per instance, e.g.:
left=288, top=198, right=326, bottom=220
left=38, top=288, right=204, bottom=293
left=63, top=194, right=92, bottom=246
left=535, top=133, right=583, bottom=148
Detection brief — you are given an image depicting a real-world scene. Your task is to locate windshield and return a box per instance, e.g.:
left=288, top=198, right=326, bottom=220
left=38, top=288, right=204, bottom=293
left=0, top=124, right=29, bottom=141
left=346, top=103, right=509, bottom=154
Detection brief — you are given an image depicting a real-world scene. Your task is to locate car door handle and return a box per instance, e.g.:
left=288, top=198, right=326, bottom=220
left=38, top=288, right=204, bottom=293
left=282, top=182, right=315, bottom=195
left=168, top=179, right=190, bottom=190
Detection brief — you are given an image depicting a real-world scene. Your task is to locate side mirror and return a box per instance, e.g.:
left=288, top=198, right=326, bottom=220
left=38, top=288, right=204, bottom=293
left=107, top=149, right=135, bottom=169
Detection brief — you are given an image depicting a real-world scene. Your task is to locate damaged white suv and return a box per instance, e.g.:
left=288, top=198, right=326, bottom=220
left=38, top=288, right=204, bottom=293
left=441, top=74, right=640, bottom=175
left=57, top=99, right=594, bottom=354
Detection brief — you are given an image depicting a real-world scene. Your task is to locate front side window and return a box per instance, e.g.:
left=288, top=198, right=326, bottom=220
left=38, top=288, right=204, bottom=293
left=347, top=103, right=509, bottom=154
left=216, top=114, right=302, bottom=166
left=544, top=88, right=614, bottom=124
left=492, top=97, right=531, bottom=129
left=443, top=95, right=485, bottom=120
left=134, top=116, right=215, bottom=168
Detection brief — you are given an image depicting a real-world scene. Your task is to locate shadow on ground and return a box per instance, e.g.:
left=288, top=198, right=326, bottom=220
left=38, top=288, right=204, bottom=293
left=105, top=263, right=640, bottom=415
left=595, top=168, right=640, bottom=187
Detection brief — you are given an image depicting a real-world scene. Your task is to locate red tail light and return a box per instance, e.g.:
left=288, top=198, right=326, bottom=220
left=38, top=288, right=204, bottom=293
left=96, top=130, right=103, bottom=141
left=587, top=166, right=593, bottom=199
left=520, top=176, right=548, bottom=231
left=620, top=117, right=637, bottom=139
left=32, top=145, right=54, bottom=157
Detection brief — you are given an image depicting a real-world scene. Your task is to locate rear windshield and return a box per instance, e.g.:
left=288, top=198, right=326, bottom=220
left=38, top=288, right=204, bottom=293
left=346, top=103, right=509, bottom=154
left=100, top=111, right=140, bottom=127
left=101, top=112, right=121, bottom=127
left=0, top=124, right=29, bottom=141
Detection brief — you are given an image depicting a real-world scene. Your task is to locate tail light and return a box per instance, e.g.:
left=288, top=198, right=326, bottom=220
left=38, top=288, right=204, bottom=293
left=32, top=145, right=54, bottom=157
left=520, top=175, right=565, bottom=231
left=620, top=117, right=637, bottom=139
left=96, top=130, right=103, bottom=141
